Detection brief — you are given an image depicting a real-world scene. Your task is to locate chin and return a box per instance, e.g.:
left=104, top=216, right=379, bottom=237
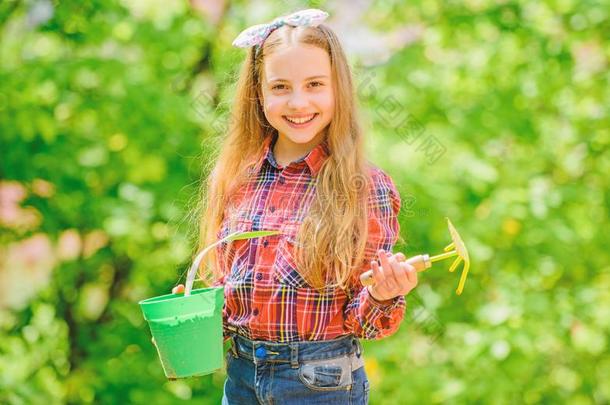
left=284, top=134, right=317, bottom=144
left=282, top=127, right=325, bottom=143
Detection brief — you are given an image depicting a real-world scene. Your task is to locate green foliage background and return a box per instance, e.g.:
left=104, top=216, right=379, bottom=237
left=1, top=0, right=608, bottom=403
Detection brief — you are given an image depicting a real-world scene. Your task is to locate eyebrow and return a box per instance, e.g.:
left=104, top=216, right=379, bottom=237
left=268, top=75, right=329, bottom=83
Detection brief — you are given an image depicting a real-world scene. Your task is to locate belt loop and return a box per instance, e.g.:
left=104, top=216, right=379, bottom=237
left=353, top=336, right=362, bottom=358
left=290, top=342, right=299, bottom=369
left=230, top=334, right=238, bottom=358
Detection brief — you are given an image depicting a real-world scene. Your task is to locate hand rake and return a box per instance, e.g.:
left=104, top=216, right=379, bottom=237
left=359, top=217, right=470, bottom=295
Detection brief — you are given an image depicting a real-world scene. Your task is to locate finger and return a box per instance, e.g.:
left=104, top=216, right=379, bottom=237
left=371, top=259, right=385, bottom=285
left=403, top=263, right=418, bottom=285
left=369, top=260, right=388, bottom=300
left=392, top=259, right=411, bottom=293
left=395, top=252, right=406, bottom=262
left=172, top=284, right=185, bottom=294
left=378, top=250, right=398, bottom=290
left=388, top=252, right=409, bottom=291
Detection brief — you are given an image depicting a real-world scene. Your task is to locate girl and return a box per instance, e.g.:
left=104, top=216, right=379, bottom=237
left=174, top=8, right=419, bottom=404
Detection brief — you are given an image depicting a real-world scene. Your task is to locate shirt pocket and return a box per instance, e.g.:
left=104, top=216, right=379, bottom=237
left=219, top=218, right=255, bottom=282
left=217, top=215, right=255, bottom=239
left=272, top=220, right=308, bottom=289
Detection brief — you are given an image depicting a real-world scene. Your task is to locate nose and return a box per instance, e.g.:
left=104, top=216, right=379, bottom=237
left=287, top=89, right=308, bottom=110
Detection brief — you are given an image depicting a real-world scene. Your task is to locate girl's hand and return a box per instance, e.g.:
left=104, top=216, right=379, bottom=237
left=367, top=249, right=418, bottom=302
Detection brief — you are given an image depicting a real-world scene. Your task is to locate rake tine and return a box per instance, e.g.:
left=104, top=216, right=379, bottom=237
left=448, top=256, right=462, bottom=273
left=456, top=259, right=470, bottom=295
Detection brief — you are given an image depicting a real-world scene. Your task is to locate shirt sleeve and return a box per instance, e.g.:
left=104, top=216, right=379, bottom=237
left=344, top=166, right=406, bottom=340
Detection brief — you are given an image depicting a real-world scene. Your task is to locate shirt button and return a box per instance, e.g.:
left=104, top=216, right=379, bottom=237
left=255, top=272, right=263, bottom=280
left=279, top=177, right=285, bottom=184
left=262, top=240, right=269, bottom=247
left=253, top=308, right=259, bottom=316
left=269, top=206, right=275, bottom=213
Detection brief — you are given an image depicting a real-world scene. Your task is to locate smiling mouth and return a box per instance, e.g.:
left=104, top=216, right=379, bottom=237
left=283, top=113, right=318, bottom=125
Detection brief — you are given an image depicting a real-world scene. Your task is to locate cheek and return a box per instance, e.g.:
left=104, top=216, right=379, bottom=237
left=264, top=98, right=283, bottom=116
left=318, top=92, right=335, bottom=115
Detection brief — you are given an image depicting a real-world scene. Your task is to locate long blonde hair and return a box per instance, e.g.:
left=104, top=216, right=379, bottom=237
left=196, top=23, right=373, bottom=291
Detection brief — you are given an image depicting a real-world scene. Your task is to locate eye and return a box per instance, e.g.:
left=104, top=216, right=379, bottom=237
left=272, top=84, right=286, bottom=90
left=309, top=81, right=323, bottom=87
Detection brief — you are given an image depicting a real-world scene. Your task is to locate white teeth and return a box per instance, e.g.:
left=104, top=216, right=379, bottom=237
left=285, top=114, right=316, bottom=124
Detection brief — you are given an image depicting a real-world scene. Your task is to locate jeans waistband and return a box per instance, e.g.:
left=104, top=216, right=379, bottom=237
left=229, top=333, right=363, bottom=368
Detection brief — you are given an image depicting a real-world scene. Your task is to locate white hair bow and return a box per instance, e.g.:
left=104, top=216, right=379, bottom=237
left=232, top=9, right=329, bottom=49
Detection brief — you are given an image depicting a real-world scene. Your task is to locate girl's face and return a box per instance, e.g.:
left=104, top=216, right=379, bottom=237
left=261, top=44, right=335, bottom=149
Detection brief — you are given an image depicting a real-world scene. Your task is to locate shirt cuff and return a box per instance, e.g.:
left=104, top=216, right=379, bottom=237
left=363, top=286, right=404, bottom=311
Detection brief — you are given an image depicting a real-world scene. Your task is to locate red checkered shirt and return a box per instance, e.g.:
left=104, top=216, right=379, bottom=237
left=214, top=134, right=406, bottom=342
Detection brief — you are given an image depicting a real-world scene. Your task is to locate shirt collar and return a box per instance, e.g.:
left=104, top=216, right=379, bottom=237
left=250, top=133, right=329, bottom=176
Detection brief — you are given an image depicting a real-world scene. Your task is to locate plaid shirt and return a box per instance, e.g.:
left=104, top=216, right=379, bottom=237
left=215, top=135, right=405, bottom=342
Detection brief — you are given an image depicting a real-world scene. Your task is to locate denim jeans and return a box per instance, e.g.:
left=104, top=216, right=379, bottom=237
left=222, top=333, right=370, bottom=404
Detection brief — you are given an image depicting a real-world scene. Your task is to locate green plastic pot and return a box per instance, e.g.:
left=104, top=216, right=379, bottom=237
left=139, top=287, right=224, bottom=379
left=139, top=229, right=280, bottom=379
